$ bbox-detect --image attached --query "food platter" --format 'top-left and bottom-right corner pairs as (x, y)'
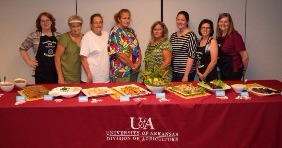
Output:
(19, 85), (49, 101)
(197, 80), (231, 92)
(81, 87), (114, 97)
(248, 87), (280, 96)
(112, 84), (151, 97)
(168, 83), (206, 96)
(49, 87), (82, 98)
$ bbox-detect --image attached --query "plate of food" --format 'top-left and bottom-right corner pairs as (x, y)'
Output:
(112, 84), (151, 97)
(248, 87), (281, 96)
(49, 87), (82, 98)
(168, 83), (206, 96)
(198, 79), (231, 92)
(19, 85), (49, 101)
(81, 87), (114, 97)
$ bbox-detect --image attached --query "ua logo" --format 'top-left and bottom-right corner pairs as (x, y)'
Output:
(130, 117), (155, 130)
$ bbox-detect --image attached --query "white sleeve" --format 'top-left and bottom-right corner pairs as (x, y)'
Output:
(80, 34), (90, 57)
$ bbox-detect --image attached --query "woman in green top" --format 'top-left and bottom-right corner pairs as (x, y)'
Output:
(55, 15), (83, 84)
(144, 21), (172, 81)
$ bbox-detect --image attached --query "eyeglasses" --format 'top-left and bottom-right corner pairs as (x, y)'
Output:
(40, 20), (50, 23)
(201, 27), (210, 30)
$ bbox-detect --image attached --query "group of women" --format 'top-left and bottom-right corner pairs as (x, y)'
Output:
(19, 10), (248, 84)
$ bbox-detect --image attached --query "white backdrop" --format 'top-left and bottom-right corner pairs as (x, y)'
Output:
(0, 0), (281, 84)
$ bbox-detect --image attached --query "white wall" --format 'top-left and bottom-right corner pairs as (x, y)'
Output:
(0, 0), (75, 83)
(0, 0), (281, 84)
(164, 0), (246, 38)
(0, 0), (159, 84)
(246, 0), (282, 80)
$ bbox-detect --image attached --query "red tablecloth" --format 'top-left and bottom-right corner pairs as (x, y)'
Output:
(0, 80), (282, 148)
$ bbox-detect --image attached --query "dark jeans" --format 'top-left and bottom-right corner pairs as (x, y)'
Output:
(172, 71), (196, 82)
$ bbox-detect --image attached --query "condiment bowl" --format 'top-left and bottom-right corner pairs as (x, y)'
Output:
(145, 84), (165, 94)
(14, 78), (27, 89)
(231, 84), (246, 93)
(0, 82), (15, 92)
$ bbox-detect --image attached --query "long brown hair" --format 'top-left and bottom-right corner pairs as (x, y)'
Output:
(216, 13), (235, 38)
(36, 12), (57, 32)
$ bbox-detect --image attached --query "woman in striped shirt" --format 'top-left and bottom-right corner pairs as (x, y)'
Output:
(170, 11), (197, 82)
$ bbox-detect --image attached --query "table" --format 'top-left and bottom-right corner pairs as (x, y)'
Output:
(1, 80), (282, 148)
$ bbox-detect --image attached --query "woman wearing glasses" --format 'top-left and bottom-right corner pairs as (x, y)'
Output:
(216, 13), (249, 80)
(195, 19), (218, 82)
(19, 12), (61, 84)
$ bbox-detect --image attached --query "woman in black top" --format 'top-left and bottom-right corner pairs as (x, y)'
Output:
(195, 19), (218, 81)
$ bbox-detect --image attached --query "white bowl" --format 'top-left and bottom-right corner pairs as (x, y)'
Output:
(14, 78), (27, 89)
(0, 82), (15, 92)
(231, 84), (246, 93)
(60, 91), (80, 98)
(145, 84), (165, 94)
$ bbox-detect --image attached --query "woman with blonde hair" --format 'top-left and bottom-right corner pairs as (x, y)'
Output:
(55, 15), (83, 84)
(216, 13), (249, 80)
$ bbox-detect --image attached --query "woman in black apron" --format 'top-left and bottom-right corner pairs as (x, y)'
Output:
(217, 37), (233, 80)
(19, 12), (61, 84)
(196, 19), (218, 82)
(216, 13), (249, 81)
(35, 33), (58, 84)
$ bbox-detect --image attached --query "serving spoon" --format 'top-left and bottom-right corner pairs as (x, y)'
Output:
(244, 79), (247, 84)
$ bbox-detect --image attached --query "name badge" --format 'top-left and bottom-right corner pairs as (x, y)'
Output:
(156, 93), (165, 99)
(216, 90), (225, 97)
(240, 91), (249, 97)
(44, 95), (53, 101)
(16, 95), (26, 102)
(120, 95), (130, 102)
(78, 96), (88, 102)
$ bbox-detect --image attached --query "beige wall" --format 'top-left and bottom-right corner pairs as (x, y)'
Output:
(0, 0), (281, 84)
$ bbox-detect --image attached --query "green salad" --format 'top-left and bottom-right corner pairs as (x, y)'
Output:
(141, 68), (169, 87)
(199, 79), (227, 89)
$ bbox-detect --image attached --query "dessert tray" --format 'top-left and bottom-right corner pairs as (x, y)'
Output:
(81, 87), (114, 97)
